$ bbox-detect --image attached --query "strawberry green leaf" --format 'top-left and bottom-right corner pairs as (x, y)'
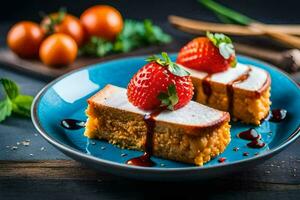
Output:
(168, 63), (190, 77)
(219, 43), (234, 59)
(146, 52), (190, 77)
(157, 84), (178, 110)
(0, 98), (12, 122)
(206, 31), (236, 63)
(0, 78), (19, 100)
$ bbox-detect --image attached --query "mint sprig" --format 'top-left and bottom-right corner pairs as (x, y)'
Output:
(0, 78), (33, 122)
(157, 84), (179, 110)
(146, 52), (190, 77)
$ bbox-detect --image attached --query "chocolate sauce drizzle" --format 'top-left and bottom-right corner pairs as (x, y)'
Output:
(268, 109), (287, 122)
(238, 128), (265, 149)
(126, 108), (164, 167)
(61, 119), (85, 130)
(202, 67), (251, 113)
(227, 67), (252, 113)
(202, 74), (212, 103)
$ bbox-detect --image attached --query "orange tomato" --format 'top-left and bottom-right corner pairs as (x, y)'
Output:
(7, 21), (44, 58)
(39, 33), (78, 67)
(41, 13), (85, 46)
(80, 5), (123, 41)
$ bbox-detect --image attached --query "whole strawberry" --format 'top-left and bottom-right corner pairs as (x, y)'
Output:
(127, 52), (194, 110)
(176, 32), (236, 73)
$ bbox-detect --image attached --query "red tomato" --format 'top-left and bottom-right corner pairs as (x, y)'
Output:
(39, 33), (78, 67)
(41, 13), (85, 46)
(7, 21), (44, 58)
(80, 5), (123, 41)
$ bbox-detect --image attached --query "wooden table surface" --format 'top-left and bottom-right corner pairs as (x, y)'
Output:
(0, 20), (300, 199)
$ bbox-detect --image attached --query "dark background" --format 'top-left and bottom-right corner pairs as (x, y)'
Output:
(1, 0), (300, 24)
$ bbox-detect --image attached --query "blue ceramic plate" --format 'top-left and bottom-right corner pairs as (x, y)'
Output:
(32, 54), (300, 180)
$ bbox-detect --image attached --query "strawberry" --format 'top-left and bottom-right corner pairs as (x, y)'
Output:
(176, 32), (237, 73)
(127, 52), (194, 110)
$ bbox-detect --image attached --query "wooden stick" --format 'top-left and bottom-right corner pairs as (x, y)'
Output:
(250, 23), (300, 48)
(169, 15), (300, 36)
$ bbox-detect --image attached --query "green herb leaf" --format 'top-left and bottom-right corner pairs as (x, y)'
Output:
(0, 98), (12, 122)
(0, 78), (19, 100)
(0, 78), (33, 122)
(13, 95), (33, 111)
(80, 19), (172, 57)
(157, 84), (179, 110)
(199, 0), (254, 25)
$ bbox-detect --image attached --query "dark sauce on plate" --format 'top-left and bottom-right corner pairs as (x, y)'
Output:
(237, 128), (265, 149)
(269, 109), (287, 122)
(61, 119), (85, 130)
(126, 108), (164, 167)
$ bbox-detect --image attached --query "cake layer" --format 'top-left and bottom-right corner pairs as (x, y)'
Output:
(84, 85), (231, 166)
(183, 63), (271, 125)
(182, 63), (270, 96)
(88, 84), (230, 130)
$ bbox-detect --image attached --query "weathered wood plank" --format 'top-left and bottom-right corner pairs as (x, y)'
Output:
(0, 159), (299, 185)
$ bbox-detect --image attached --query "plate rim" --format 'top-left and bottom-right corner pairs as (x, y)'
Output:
(31, 53), (300, 172)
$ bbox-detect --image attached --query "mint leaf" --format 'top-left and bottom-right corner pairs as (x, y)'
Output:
(13, 95), (33, 110)
(0, 98), (12, 122)
(0, 78), (33, 122)
(157, 84), (179, 110)
(0, 78), (19, 100)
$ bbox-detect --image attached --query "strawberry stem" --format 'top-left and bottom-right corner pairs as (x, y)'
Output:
(146, 52), (190, 77)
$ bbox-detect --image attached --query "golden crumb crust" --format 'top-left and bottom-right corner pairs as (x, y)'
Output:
(84, 103), (231, 166)
(192, 77), (271, 125)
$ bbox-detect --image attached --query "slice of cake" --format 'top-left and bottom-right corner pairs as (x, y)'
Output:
(176, 32), (271, 125)
(85, 84), (230, 166)
(183, 63), (271, 125)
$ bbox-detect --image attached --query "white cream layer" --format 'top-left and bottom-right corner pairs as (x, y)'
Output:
(182, 63), (268, 91)
(91, 85), (227, 127)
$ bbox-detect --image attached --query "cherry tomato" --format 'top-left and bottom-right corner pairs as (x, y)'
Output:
(41, 13), (85, 46)
(7, 21), (44, 58)
(80, 5), (123, 41)
(39, 33), (78, 67)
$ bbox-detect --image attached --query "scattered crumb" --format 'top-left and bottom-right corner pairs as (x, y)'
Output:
(121, 153), (127, 157)
(101, 146), (106, 150)
(243, 152), (249, 156)
(22, 140), (30, 146)
(29, 154), (33, 156)
(233, 147), (239, 152)
(40, 147), (45, 151)
(265, 170), (271, 174)
(160, 163), (165, 167)
(34, 134), (38, 137)
(11, 146), (18, 150)
(16, 142), (20, 145)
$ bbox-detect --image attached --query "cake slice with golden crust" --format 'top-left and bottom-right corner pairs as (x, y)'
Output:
(84, 84), (230, 166)
(183, 63), (271, 125)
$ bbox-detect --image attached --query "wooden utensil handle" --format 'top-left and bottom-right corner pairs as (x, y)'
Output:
(250, 23), (300, 49)
(169, 15), (300, 36)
